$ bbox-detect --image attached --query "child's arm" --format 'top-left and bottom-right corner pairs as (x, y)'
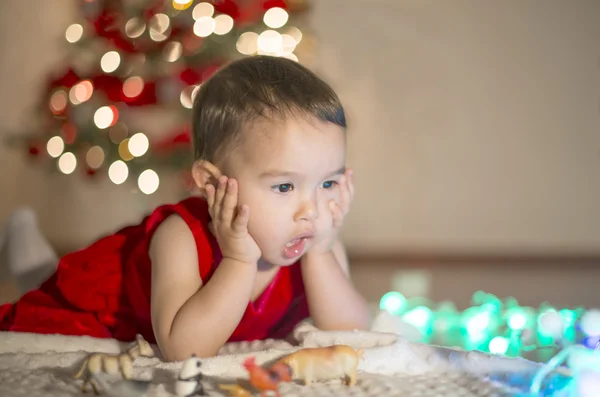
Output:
(149, 214), (257, 361)
(301, 238), (371, 331)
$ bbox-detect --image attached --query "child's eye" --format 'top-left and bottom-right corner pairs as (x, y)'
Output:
(272, 183), (293, 193)
(321, 180), (338, 189)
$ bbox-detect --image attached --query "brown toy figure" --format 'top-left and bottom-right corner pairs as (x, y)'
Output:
(242, 356), (290, 397)
(73, 334), (155, 394)
(218, 383), (253, 397)
(274, 345), (364, 386)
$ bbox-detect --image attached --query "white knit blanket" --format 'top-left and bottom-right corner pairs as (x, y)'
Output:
(0, 312), (570, 397)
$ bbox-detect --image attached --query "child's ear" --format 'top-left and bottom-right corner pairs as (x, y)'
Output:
(192, 160), (222, 197)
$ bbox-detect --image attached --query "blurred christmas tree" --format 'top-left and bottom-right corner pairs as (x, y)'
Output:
(7, 0), (312, 195)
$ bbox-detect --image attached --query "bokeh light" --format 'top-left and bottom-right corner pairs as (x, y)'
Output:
(263, 7), (289, 29)
(193, 16), (215, 37)
(138, 169), (160, 194)
(57, 152), (77, 174)
(214, 14), (234, 35)
(100, 51), (120, 73)
(46, 136), (65, 158)
(193, 2), (214, 19)
(128, 132), (149, 157)
(108, 160), (128, 184)
(65, 24), (83, 43)
(236, 32), (259, 55)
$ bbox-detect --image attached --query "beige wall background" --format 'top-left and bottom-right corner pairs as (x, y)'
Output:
(1, 0), (599, 258)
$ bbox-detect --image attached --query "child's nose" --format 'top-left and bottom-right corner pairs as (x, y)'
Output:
(294, 199), (318, 221)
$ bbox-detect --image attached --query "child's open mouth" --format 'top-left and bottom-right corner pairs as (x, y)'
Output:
(283, 237), (307, 259)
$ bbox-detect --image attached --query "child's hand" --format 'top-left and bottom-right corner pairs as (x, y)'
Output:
(206, 176), (262, 265)
(309, 169), (354, 255)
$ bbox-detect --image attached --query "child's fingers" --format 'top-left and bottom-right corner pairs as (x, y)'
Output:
(205, 185), (215, 217)
(347, 169), (355, 200)
(220, 179), (238, 225)
(213, 176), (227, 220)
(329, 200), (344, 228)
(339, 175), (351, 215)
(232, 204), (250, 232)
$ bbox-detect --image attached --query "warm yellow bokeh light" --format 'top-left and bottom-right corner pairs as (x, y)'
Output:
(125, 17), (146, 38)
(257, 30), (283, 53)
(47, 136), (65, 158)
(58, 152), (77, 174)
(149, 13), (170, 42)
(236, 32), (258, 55)
(193, 2), (214, 19)
(49, 90), (68, 114)
(118, 138), (134, 161)
(172, 0), (193, 11)
(69, 80), (93, 105)
(128, 133), (149, 157)
(101, 51), (121, 73)
(285, 26), (302, 44)
(138, 169), (160, 195)
(163, 41), (183, 62)
(86, 146), (105, 169)
(123, 76), (145, 98)
(193, 16), (215, 37)
(65, 24), (83, 43)
(263, 7), (288, 29)
(180, 86), (196, 109)
(94, 106), (117, 129)
(280, 34), (297, 55)
(108, 160), (128, 184)
(214, 14), (234, 35)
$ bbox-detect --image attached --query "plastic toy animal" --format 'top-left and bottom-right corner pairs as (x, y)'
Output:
(243, 356), (290, 397)
(218, 383), (253, 397)
(274, 345), (364, 386)
(73, 334), (155, 394)
(175, 354), (206, 396)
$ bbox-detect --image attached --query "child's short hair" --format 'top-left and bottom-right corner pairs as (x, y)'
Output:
(191, 55), (346, 162)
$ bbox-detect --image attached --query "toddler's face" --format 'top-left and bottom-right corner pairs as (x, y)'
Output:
(222, 115), (346, 267)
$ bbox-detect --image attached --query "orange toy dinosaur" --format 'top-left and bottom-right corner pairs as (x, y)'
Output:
(242, 357), (290, 397)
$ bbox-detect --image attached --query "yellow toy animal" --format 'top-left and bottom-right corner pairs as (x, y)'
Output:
(218, 383), (253, 397)
(73, 334), (155, 394)
(274, 345), (364, 386)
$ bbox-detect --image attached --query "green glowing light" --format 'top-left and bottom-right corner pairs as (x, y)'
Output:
(465, 310), (491, 336)
(559, 309), (577, 327)
(402, 306), (432, 330)
(379, 291), (407, 315)
(378, 290), (591, 360)
(489, 336), (510, 355)
(508, 311), (528, 330)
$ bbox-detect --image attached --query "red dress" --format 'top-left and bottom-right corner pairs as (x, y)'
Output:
(0, 197), (309, 343)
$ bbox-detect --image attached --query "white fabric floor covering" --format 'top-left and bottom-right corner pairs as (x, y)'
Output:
(0, 312), (571, 397)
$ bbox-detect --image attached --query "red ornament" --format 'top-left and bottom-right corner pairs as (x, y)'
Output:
(28, 144), (41, 158)
(263, 0), (288, 11)
(92, 74), (126, 103)
(153, 125), (191, 155)
(180, 67), (203, 86)
(86, 168), (98, 178)
(212, 0), (241, 20)
(48, 68), (80, 90)
(60, 123), (78, 145)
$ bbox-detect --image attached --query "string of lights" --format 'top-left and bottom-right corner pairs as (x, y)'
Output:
(379, 290), (600, 363)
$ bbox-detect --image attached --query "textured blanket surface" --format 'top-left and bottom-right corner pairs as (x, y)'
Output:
(0, 316), (569, 396)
